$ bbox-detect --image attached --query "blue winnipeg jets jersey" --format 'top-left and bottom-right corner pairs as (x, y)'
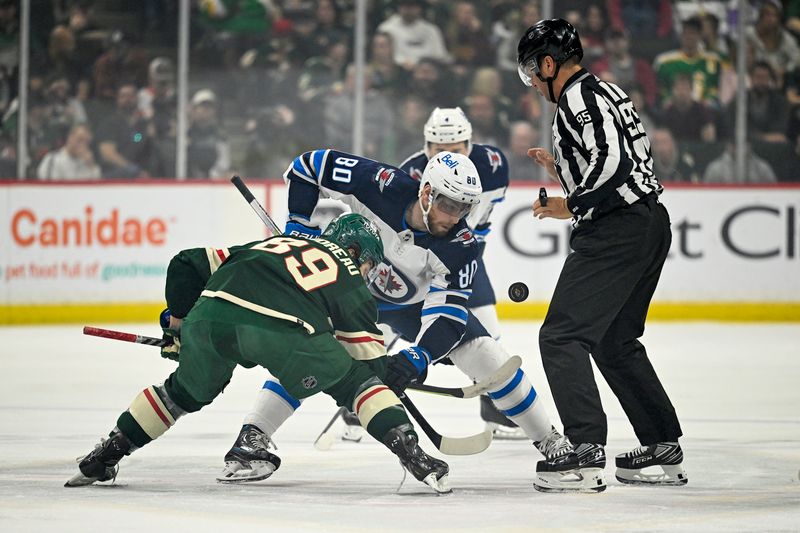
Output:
(399, 143), (509, 242)
(284, 149), (481, 361)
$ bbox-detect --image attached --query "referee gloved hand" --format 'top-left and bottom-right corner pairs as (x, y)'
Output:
(384, 346), (431, 394)
(159, 308), (182, 362)
(285, 220), (320, 239)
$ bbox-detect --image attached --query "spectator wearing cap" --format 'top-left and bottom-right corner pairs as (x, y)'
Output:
(591, 28), (657, 108)
(138, 57), (175, 120)
(36, 123), (100, 180)
(377, 0), (450, 70)
(187, 89), (230, 179)
(138, 57), (178, 176)
(43, 74), (88, 146)
(747, 0), (800, 86)
(654, 16), (723, 107)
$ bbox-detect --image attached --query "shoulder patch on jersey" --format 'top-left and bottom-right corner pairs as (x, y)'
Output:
(374, 167), (396, 193)
(408, 166), (423, 181)
(450, 227), (476, 246)
(370, 262), (416, 303)
(485, 148), (503, 173)
(575, 109), (592, 127)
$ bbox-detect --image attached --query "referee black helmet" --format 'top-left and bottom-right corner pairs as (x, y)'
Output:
(517, 19), (583, 88)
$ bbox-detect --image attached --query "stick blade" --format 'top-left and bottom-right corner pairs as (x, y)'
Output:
(459, 355), (522, 398)
(437, 430), (493, 456)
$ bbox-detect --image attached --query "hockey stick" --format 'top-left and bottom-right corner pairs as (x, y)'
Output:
(83, 327), (521, 402)
(83, 326), (166, 346)
(230, 175), (486, 455)
(230, 175), (282, 236)
(408, 355), (521, 399)
(313, 406), (348, 451)
(398, 393), (492, 455)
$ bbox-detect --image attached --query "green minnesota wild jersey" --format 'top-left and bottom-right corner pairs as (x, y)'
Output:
(653, 50), (723, 104)
(165, 236), (385, 361)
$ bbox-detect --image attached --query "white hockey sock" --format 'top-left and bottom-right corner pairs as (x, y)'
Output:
(487, 369), (551, 442)
(243, 379), (302, 436)
(448, 336), (552, 442)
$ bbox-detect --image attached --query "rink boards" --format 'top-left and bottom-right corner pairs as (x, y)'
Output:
(1, 180), (798, 323)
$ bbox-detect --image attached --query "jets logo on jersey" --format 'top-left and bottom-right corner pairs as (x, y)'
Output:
(408, 166), (423, 182)
(486, 148), (503, 173)
(375, 265), (404, 294)
(451, 228), (476, 246)
(369, 262), (417, 303)
(374, 167), (396, 193)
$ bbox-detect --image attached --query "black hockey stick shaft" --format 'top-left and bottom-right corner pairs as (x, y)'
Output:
(398, 392), (492, 455)
(230, 175), (282, 236)
(398, 393), (441, 448)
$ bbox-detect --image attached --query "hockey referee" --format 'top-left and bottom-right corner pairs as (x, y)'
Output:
(518, 19), (686, 493)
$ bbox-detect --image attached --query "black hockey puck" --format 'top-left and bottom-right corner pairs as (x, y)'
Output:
(508, 282), (529, 302)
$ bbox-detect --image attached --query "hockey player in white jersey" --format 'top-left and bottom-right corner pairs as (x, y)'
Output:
(218, 149), (572, 483)
(399, 107), (524, 439)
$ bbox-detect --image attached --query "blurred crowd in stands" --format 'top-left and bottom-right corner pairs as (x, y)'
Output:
(1, 0), (800, 183)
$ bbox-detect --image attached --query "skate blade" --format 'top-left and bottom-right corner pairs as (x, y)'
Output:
(534, 468), (607, 493)
(216, 461), (277, 484)
(616, 465), (688, 486)
(422, 473), (452, 495)
(64, 472), (99, 487)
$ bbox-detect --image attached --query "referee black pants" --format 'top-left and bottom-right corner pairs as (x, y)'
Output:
(539, 196), (683, 446)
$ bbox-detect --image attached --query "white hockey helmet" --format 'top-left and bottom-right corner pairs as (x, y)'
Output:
(418, 151), (482, 229)
(423, 107), (473, 157)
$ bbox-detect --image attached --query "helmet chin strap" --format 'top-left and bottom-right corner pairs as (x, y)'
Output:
(419, 191), (434, 232)
(536, 62), (562, 104)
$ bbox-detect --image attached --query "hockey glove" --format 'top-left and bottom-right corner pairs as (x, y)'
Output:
(285, 220), (320, 239)
(384, 346), (431, 394)
(159, 308), (181, 362)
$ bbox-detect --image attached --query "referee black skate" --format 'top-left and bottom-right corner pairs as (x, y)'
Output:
(517, 19), (687, 492)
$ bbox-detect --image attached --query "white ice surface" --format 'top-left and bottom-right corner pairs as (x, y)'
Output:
(0, 322), (798, 532)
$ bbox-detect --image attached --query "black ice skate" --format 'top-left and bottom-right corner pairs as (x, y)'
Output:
(64, 431), (133, 487)
(533, 442), (607, 493)
(383, 427), (451, 494)
(534, 426), (573, 460)
(479, 395), (527, 440)
(217, 424), (281, 483)
(615, 442), (687, 485)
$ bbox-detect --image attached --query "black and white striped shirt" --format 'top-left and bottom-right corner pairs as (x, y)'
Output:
(552, 68), (661, 226)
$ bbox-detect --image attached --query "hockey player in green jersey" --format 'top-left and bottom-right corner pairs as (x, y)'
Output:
(65, 214), (451, 493)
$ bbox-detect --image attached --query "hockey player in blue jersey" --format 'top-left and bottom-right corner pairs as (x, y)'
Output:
(398, 107), (524, 439)
(218, 149), (571, 483)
